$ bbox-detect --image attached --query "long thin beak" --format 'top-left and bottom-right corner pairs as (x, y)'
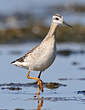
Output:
(63, 21), (72, 28)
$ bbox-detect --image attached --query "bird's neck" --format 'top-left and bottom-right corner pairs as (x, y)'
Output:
(48, 22), (57, 36)
(43, 22), (58, 41)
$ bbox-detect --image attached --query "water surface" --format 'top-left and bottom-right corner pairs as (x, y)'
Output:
(0, 43), (85, 109)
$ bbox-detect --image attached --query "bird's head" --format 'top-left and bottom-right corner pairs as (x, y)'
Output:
(52, 14), (72, 27)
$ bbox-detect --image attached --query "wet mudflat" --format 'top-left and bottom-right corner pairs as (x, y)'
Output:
(0, 43), (85, 110)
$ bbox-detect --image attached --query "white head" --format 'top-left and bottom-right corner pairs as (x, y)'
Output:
(52, 14), (72, 27)
(52, 14), (63, 25)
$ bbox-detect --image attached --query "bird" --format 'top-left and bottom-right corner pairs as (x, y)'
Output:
(11, 13), (71, 94)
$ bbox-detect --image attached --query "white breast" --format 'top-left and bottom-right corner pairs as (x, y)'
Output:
(25, 35), (56, 71)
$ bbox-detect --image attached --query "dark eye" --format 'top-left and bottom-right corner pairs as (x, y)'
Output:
(56, 18), (59, 20)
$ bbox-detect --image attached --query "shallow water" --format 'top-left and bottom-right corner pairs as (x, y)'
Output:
(0, 42), (85, 109)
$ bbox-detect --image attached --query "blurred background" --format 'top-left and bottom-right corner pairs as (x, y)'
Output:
(0, 0), (85, 43)
(0, 0), (85, 110)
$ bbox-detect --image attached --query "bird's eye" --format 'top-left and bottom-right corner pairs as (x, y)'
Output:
(56, 18), (59, 20)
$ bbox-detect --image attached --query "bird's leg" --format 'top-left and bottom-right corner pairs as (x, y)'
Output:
(38, 71), (42, 78)
(27, 71), (43, 93)
(37, 86), (40, 96)
(37, 71), (43, 94)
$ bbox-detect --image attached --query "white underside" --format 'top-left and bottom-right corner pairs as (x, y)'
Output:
(12, 35), (56, 71)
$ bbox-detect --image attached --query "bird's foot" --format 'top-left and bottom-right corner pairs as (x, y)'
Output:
(37, 79), (44, 92)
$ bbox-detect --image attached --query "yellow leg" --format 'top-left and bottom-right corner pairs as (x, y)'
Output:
(27, 71), (44, 92)
(37, 87), (40, 95)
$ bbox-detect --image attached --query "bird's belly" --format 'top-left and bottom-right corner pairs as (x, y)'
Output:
(30, 49), (56, 71)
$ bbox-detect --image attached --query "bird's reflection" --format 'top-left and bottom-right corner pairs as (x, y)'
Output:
(34, 82), (65, 110)
(37, 96), (43, 110)
(35, 87), (43, 110)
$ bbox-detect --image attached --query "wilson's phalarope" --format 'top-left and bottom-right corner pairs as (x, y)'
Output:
(11, 13), (71, 94)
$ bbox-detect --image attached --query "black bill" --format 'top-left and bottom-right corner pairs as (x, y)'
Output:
(63, 21), (72, 28)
